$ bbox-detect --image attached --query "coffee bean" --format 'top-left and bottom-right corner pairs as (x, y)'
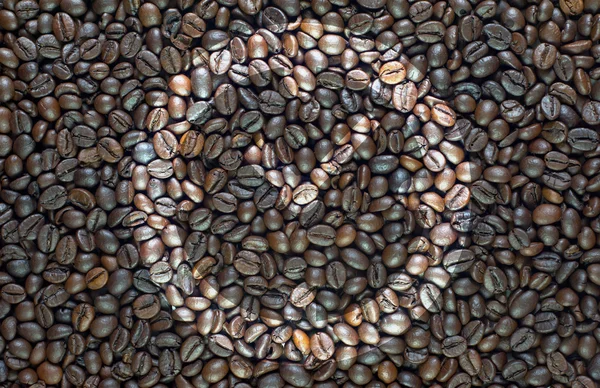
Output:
(393, 82), (418, 113)
(132, 294), (160, 319)
(442, 336), (468, 357)
(431, 104), (457, 127)
(289, 282), (316, 308)
(533, 43), (558, 70)
(568, 127), (600, 151)
(292, 183), (319, 205)
(1, 284), (26, 304)
(307, 225), (336, 246)
(379, 61), (406, 85)
(0, 0), (599, 385)
(419, 283), (442, 313)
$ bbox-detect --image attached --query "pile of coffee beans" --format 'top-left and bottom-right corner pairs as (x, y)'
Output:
(3, 0), (600, 385)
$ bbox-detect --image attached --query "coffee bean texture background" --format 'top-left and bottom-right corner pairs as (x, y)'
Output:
(2, 0), (600, 386)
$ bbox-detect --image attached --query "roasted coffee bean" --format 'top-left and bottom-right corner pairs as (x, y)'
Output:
(568, 128), (600, 151)
(1, 0), (600, 386)
(503, 360), (528, 381)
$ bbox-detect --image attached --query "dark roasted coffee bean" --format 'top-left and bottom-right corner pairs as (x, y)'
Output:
(568, 128), (600, 151)
(0, 0), (599, 385)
